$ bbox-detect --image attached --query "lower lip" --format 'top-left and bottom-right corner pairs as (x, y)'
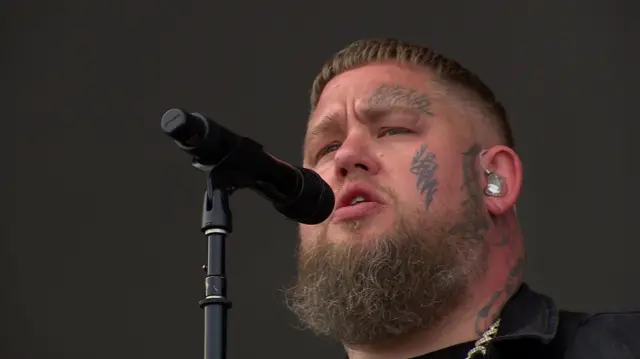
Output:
(332, 202), (382, 222)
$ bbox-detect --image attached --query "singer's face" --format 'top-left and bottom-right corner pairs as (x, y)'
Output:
(300, 63), (483, 247)
(288, 63), (491, 345)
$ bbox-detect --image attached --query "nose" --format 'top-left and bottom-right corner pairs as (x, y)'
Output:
(333, 133), (381, 179)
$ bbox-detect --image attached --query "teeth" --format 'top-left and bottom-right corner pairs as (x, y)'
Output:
(350, 195), (367, 205)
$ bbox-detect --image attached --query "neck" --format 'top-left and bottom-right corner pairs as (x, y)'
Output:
(344, 211), (525, 359)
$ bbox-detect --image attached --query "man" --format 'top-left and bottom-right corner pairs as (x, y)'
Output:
(285, 38), (640, 359)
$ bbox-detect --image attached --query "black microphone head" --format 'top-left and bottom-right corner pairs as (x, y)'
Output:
(275, 168), (335, 225)
(160, 108), (207, 148)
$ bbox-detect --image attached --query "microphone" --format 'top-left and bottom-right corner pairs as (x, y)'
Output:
(160, 108), (335, 225)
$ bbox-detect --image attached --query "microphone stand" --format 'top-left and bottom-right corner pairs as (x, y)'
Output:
(162, 110), (311, 359)
(193, 152), (253, 359)
(162, 112), (301, 359)
(161, 109), (334, 359)
(199, 178), (232, 359)
(191, 138), (260, 359)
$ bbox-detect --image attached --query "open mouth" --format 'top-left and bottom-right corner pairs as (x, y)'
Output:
(333, 186), (383, 222)
(348, 195), (369, 206)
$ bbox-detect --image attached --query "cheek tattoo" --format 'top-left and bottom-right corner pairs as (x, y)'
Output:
(410, 144), (439, 209)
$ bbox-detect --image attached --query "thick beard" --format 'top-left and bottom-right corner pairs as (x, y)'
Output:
(285, 206), (488, 346)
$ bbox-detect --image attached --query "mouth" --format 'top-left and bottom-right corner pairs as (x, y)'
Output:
(333, 185), (385, 222)
(344, 194), (371, 207)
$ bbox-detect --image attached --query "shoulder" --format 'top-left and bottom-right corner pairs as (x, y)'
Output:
(564, 310), (640, 358)
(577, 310), (640, 335)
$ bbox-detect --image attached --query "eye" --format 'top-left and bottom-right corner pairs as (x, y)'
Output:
(379, 127), (413, 137)
(316, 142), (341, 159)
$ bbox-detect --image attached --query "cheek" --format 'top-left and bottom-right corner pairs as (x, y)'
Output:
(399, 147), (465, 210)
(314, 164), (334, 184)
(430, 155), (467, 208)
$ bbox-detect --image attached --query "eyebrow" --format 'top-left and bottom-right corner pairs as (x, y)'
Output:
(303, 104), (424, 151)
(307, 83), (432, 136)
(304, 112), (342, 151)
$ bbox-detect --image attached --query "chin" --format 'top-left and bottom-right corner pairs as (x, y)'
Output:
(328, 216), (395, 244)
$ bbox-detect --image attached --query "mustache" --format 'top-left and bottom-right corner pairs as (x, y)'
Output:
(335, 175), (393, 197)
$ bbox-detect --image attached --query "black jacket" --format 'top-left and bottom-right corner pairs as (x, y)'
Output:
(488, 283), (640, 358)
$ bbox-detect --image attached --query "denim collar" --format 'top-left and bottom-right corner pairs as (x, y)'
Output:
(493, 283), (559, 344)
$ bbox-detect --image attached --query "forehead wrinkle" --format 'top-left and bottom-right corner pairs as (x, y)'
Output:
(304, 77), (435, 147)
(357, 104), (425, 125)
(306, 96), (428, 148)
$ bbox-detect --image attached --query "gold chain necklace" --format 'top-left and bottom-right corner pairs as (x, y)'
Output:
(464, 319), (501, 359)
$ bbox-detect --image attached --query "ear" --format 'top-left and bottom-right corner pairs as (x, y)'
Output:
(479, 145), (523, 215)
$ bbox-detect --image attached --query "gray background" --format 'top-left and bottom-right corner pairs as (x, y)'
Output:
(3, 1), (639, 358)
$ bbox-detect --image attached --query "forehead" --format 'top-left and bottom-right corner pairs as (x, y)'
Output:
(310, 63), (436, 122)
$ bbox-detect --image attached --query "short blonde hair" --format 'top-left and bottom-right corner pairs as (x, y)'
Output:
(309, 38), (514, 148)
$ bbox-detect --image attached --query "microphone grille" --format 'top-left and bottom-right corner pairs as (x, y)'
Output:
(276, 168), (334, 225)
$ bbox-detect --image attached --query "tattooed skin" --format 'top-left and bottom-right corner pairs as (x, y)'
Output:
(460, 144), (491, 232)
(447, 143), (491, 243)
(439, 142), (519, 335)
(472, 172), (525, 335)
(410, 145), (439, 209)
(474, 240), (525, 334)
(367, 84), (433, 116)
